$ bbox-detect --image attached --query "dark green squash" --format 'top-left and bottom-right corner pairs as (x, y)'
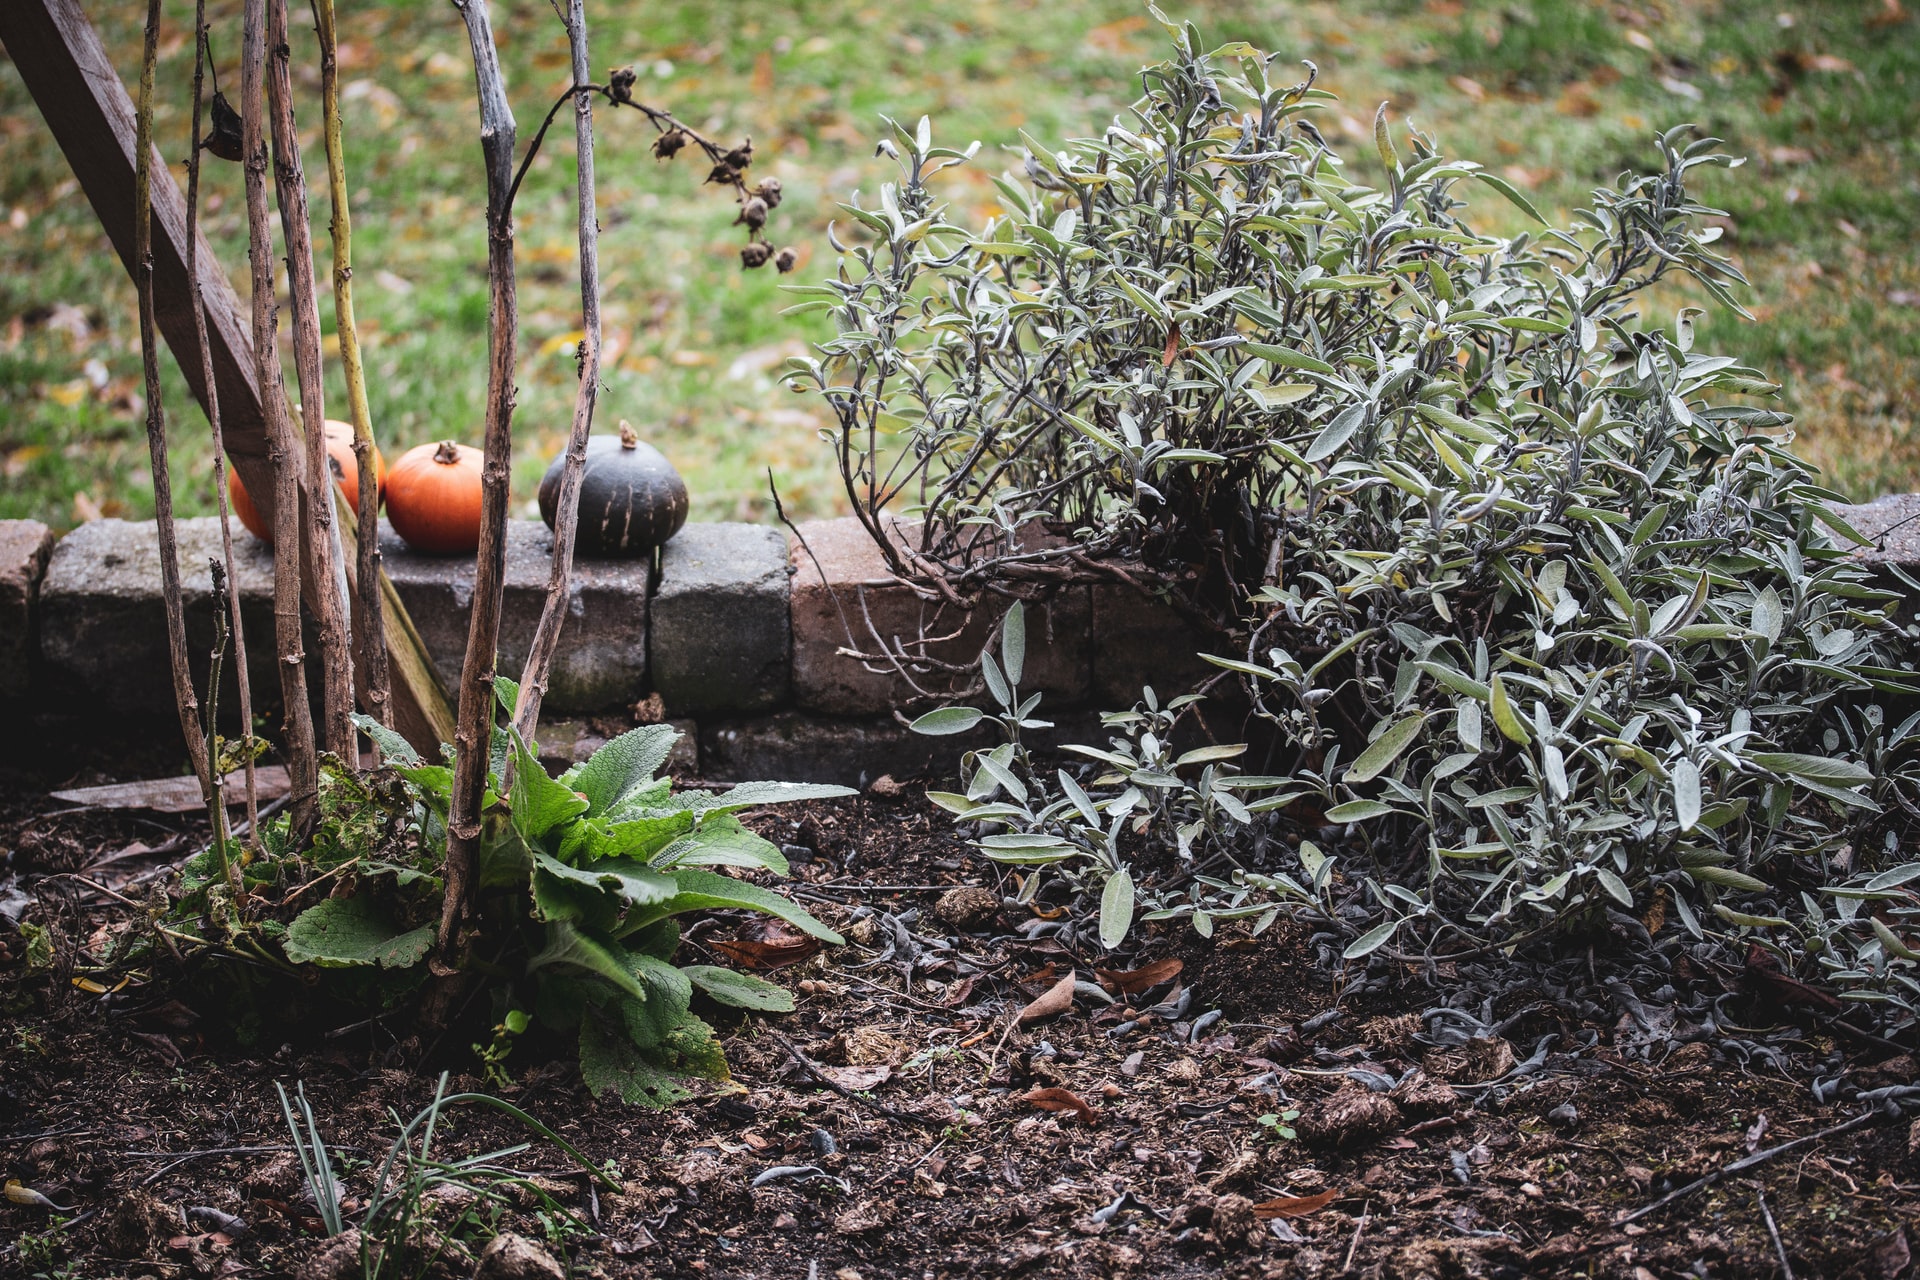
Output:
(538, 422), (689, 557)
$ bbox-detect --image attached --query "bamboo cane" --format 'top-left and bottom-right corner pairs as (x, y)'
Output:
(311, 0), (390, 741)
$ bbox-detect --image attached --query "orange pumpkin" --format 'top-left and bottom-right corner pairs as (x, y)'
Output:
(385, 440), (485, 554)
(229, 418), (385, 541)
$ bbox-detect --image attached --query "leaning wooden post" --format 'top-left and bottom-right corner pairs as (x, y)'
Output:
(0, 0), (455, 759)
(443, 0), (520, 960)
(512, 0), (602, 746)
(312, 0), (391, 738)
(242, 0), (319, 829)
(134, 0), (215, 809)
(265, 0), (356, 760)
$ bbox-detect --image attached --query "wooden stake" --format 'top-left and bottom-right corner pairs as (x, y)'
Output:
(242, 0), (317, 830)
(311, 0), (390, 741)
(512, 0), (602, 746)
(0, 0), (455, 758)
(443, 0), (519, 960)
(186, 12), (260, 843)
(265, 0), (355, 761)
(133, 0), (214, 810)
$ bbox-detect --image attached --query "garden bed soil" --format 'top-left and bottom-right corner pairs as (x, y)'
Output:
(1, 761), (1916, 1280)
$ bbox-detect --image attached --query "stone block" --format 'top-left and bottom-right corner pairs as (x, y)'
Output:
(699, 707), (1106, 786)
(700, 712), (968, 787)
(788, 516), (1090, 716)
(1091, 581), (1217, 708)
(0, 520), (53, 702)
(379, 518), (650, 715)
(652, 522), (789, 715)
(37, 517), (310, 719)
(536, 716), (698, 778)
(1834, 493), (1920, 567)
(1832, 494), (1920, 619)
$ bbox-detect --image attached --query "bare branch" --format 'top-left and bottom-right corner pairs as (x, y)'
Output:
(265, 0), (356, 759)
(512, 0), (601, 745)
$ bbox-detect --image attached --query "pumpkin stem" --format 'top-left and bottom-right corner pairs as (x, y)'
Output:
(618, 419), (638, 450)
(434, 440), (462, 465)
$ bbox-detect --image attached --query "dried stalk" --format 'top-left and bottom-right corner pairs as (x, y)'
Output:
(186, 14), (260, 843)
(311, 0), (390, 740)
(265, 0), (355, 759)
(443, 0), (519, 961)
(511, 0), (601, 746)
(203, 559), (242, 898)
(135, 0), (214, 806)
(241, 0), (317, 831)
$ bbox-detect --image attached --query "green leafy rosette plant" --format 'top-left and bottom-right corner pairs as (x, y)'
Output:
(808, 10), (1920, 1014)
(173, 678), (851, 1106)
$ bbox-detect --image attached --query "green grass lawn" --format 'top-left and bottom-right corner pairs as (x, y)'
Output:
(1, 0), (1915, 533)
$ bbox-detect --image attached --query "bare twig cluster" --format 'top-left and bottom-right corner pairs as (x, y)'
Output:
(513, 65), (796, 271)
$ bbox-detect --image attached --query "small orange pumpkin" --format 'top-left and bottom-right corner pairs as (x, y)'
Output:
(385, 440), (485, 554)
(229, 418), (385, 541)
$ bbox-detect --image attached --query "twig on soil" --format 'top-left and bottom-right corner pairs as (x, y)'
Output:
(765, 1029), (942, 1130)
(1618, 1108), (1880, 1225)
(1341, 1199), (1370, 1272)
(1756, 1186), (1795, 1280)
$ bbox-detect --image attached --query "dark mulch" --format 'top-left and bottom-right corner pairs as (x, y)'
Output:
(1, 762), (1916, 1279)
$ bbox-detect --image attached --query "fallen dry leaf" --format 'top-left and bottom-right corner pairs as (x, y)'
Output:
(1018, 971), (1076, 1023)
(816, 1064), (891, 1092)
(1095, 957), (1183, 996)
(710, 930), (822, 970)
(1251, 1188), (1341, 1219)
(1019, 1086), (1100, 1124)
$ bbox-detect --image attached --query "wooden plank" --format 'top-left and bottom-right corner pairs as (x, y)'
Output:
(53, 765), (292, 813)
(0, 0), (455, 752)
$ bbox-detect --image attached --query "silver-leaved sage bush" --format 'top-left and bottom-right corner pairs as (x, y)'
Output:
(793, 9), (1920, 1018)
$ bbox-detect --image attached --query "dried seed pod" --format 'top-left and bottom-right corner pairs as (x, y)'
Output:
(705, 161), (739, 185)
(652, 128), (688, 160)
(753, 177), (784, 209)
(203, 91), (244, 162)
(723, 138), (754, 171)
(736, 196), (769, 231)
(608, 65), (637, 106)
(740, 241), (772, 269)
(774, 246), (799, 274)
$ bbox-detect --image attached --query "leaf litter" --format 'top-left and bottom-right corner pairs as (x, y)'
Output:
(0, 781), (1916, 1276)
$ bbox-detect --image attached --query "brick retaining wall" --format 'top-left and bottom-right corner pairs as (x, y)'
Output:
(0, 514), (1199, 783)
(11, 499), (1909, 782)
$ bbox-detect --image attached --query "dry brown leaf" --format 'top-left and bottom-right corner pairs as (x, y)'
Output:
(1095, 957), (1183, 996)
(709, 936), (822, 970)
(1019, 1086), (1100, 1124)
(1018, 971), (1076, 1023)
(816, 1064), (891, 1091)
(1251, 1188), (1341, 1219)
